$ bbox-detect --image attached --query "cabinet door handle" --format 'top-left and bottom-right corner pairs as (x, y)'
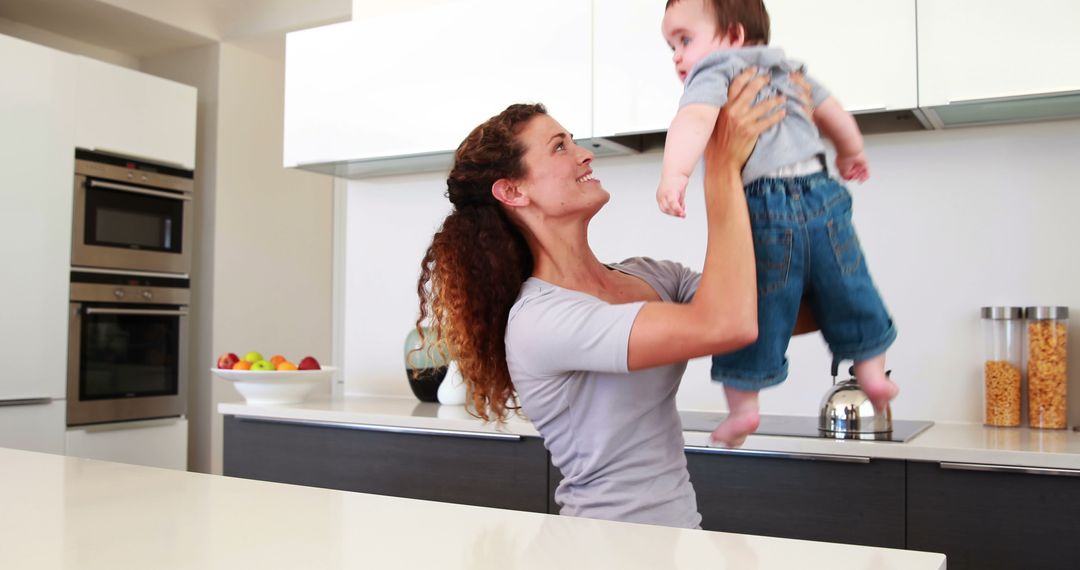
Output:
(940, 461), (1080, 478)
(0, 397), (53, 407)
(238, 417), (523, 441)
(684, 445), (870, 464)
(947, 87), (1080, 105)
(89, 179), (191, 201)
(85, 308), (188, 317)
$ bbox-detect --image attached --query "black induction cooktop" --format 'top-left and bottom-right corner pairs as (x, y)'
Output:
(679, 411), (934, 443)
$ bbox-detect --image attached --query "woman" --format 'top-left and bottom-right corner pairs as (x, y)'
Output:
(416, 69), (792, 528)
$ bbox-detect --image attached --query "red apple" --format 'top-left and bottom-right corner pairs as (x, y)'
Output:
(217, 352), (239, 370)
(298, 356), (321, 370)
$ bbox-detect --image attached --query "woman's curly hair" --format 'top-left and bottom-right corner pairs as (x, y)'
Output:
(415, 103), (546, 422)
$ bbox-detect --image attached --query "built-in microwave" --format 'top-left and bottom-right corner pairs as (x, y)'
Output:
(72, 149), (194, 276)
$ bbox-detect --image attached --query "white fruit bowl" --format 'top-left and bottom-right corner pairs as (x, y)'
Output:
(211, 366), (336, 405)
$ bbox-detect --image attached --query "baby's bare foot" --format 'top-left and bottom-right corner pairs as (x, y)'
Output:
(859, 374), (899, 412)
(710, 411), (761, 448)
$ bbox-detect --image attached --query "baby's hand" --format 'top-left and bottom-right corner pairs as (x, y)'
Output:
(837, 152), (870, 183)
(657, 174), (690, 218)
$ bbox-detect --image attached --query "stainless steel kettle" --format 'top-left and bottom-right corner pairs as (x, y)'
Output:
(819, 361), (893, 439)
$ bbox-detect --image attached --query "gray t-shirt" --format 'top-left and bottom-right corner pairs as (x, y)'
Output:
(679, 46), (831, 184)
(505, 257), (702, 529)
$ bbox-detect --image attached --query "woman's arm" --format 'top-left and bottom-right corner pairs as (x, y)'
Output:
(628, 68), (785, 370)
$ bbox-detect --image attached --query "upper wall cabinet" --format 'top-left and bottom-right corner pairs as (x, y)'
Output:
(592, 0), (918, 138)
(592, 0), (682, 137)
(74, 57), (197, 169)
(918, 0), (1080, 104)
(766, 0), (917, 113)
(917, 0), (1080, 126)
(284, 0), (592, 174)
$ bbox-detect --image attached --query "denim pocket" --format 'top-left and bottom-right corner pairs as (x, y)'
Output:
(827, 216), (863, 275)
(754, 228), (792, 295)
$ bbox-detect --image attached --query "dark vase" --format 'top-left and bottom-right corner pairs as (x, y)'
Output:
(404, 327), (448, 403)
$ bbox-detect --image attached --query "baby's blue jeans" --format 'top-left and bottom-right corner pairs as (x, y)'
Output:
(711, 171), (896, 391)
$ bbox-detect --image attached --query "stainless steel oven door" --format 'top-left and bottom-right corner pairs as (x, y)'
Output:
(72, 156), (194, 276)
(67, 299), (189, 426)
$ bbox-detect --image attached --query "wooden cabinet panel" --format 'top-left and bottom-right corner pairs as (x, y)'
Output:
(686, 448), (906, 548)
(907, 460), (1080, 570)
(224, 416), (551, 513)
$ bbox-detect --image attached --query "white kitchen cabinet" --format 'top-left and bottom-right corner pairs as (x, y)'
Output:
(66, 417), (188, 470)
(0, 33), (73, 407)
(284, 0), (592, 170)
(918, 0), (1080, 108)
(767, 0), (917, 113)
(0, 401), (66, 455)
(592, 0), (684, 136)
(592, 0), (918, 138)
(73, 56), (197, 169)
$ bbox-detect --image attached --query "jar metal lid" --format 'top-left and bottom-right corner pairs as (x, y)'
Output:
(981, 307), (1024, 320)
(1024, 306), (1069, 320)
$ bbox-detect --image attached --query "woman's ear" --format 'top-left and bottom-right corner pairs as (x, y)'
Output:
(492, 179), (529, 207)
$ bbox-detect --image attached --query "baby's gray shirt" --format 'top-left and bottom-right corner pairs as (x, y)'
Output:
(679, 46), (832, 184)
(505, 257), (703, 529)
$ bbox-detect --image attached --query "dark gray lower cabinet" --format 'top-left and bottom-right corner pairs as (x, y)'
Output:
(907, 460), (1080, 570)
(223, 415), (551, 513)
(224, 415), (1078, 564)
(685, 448), (906, 549)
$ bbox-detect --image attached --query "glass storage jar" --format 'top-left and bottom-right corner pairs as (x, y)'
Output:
(1025, 306), (1069, 429)
(981, 307), (1024, 427)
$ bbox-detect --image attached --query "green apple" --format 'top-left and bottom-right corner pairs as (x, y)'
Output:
(243, 351), (264, 363)
(250, 360), (275, 371)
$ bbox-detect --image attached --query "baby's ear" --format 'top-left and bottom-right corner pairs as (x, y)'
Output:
(728, 24), (747, 47)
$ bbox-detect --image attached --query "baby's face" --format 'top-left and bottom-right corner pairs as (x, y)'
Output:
(662, 0), (738, 83)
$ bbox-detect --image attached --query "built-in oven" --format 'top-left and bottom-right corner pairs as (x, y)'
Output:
(72, 149), (194, 276)
(67, 270), (189, 426)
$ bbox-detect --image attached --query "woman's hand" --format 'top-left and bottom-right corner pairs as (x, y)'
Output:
(789, 72), (814, 116)
(703, 67), (787, 171)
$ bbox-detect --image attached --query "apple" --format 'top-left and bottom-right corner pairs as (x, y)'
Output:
(217, 352), (239, 370)
(250, 360), (276, 371)
(243, 351), (264, 363)
(298, 356), (321, 370)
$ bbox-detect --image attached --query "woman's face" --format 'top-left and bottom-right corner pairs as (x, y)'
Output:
(514, 114), (608, 220)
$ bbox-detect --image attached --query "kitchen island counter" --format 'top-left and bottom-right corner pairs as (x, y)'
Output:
(220, 396), (1080, 470)
(0, 447), (945, 569)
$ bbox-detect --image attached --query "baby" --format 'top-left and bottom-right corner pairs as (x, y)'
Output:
(658, 0), (898, 447)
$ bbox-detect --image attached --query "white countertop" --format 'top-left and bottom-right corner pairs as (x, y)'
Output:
(220, 396), (1080, 470)
(0, 447), (945, 570)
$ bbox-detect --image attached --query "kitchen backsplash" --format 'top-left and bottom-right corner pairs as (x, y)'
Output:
(342, 118), (1080, 426)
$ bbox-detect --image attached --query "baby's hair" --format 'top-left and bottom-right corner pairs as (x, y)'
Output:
(666, 0), (771, 46)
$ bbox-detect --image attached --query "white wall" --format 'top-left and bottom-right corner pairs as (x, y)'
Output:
(144, 40), (335, 474)
(207, 40), (334, 474)
(141, 44), (220, 474)
(343, 118), (1080, 426)
(0, 16), (138, 68)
